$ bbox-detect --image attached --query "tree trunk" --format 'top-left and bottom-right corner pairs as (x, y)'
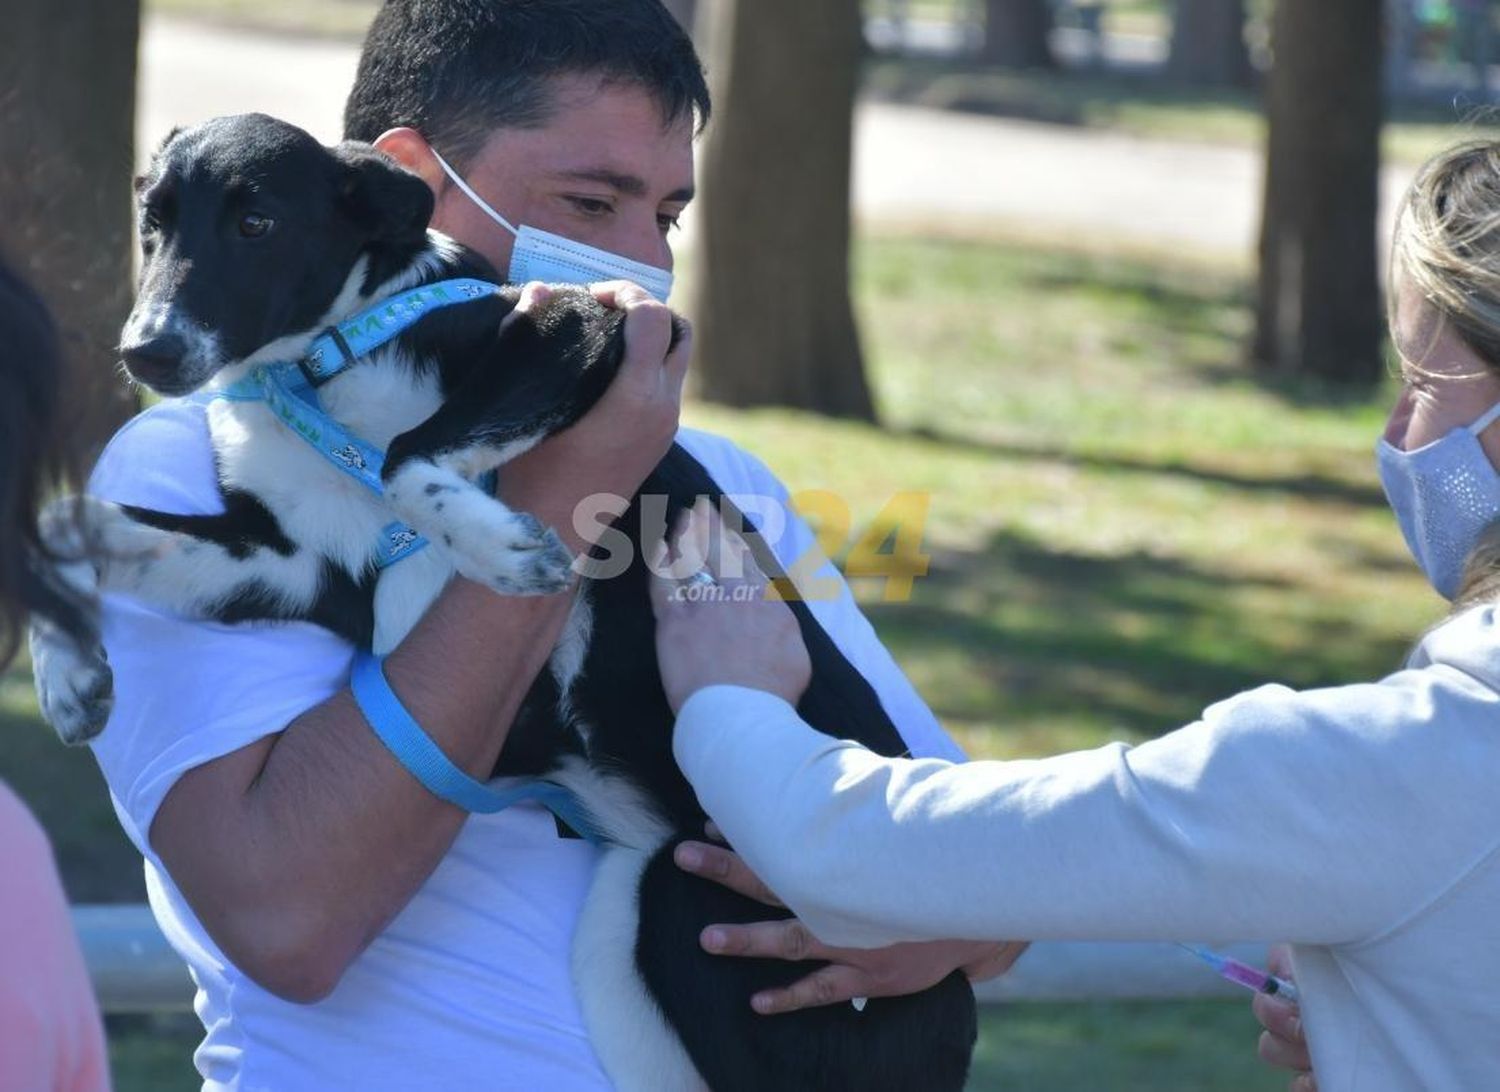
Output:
(690, 0), (877, 422)
(980, 0), (1057, 69)
(1167, 0), (1253, 86)
(661, 0), (698, 36)
(0, 0), (140, 469)
(1253, 0), (1384, 385)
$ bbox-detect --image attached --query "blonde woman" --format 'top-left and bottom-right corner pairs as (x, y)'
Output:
(649, 143), (1500, 1091)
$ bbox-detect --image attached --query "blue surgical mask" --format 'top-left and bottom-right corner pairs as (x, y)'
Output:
(1376, 400), (1500, 599)
(431, 149), (675, 303)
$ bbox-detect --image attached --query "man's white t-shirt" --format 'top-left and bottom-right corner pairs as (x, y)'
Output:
(88, 400), (963, 1092)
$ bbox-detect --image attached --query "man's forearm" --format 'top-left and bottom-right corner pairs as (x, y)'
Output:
(152, 575), (578, 1000)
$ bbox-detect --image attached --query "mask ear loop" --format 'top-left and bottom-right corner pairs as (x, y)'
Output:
(430, 148), (522, 239)
(1469, 400), (1500, 437)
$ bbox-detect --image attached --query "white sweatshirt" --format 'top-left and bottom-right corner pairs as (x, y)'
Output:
(673, 605), (1500, 1091)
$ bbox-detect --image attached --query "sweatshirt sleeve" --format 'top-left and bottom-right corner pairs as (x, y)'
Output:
(673, 667), (1500, 951)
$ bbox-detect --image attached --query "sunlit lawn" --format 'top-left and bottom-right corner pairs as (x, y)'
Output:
(688, 233), (1430, 762)
(864, 56), (1500, 166)
(2, 230), (1422, 1089)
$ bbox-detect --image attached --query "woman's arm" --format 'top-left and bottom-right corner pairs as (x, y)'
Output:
(656, 517), (1500, 952)
(673, 677), (1490, 950)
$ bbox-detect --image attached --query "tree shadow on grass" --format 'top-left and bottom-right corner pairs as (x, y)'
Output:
(903, 425), (1386, 508)
(864, 55), (1489, 140)
(1017, 264), (1247, 343)
(998, 247), (1395, 415)
(862, 59), (1256, 132)
(1191, 356), (1396, 412)
(863, 530), (1413, 750)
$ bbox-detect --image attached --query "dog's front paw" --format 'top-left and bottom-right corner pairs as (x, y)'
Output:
(41, 495), (165, 585)
(38, 496), (97, 559)
(29, 620), (114, 744)
(453, 511), (575, 596)
(385, 463), (576, 596)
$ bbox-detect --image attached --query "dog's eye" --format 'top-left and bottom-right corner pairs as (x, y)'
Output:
(239, 213), (274, 239)
(140, 207), (161, 234)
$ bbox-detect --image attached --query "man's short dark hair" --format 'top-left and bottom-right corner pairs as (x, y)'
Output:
(344, 0), (711, 168)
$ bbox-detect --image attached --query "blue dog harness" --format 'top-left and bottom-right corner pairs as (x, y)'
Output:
(213, 279), (505, 570)
(299, 278), (504, 385)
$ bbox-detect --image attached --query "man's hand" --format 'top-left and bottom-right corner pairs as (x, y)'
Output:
(1253, 945), (1316, 1091)
(675, 837), (1027, 1015)
(502, 280), (690, 553)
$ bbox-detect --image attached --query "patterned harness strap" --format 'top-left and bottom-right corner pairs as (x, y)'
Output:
(208, 278), (505, 570)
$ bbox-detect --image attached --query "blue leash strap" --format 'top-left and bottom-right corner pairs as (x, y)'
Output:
(351, 650), (604, 842)
(301, 277), (503, 385)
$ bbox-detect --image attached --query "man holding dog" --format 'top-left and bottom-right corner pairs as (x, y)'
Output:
(84, 1), (1005, 1085)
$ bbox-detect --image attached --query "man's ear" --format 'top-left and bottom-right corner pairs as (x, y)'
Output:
(333, 142), (436, 246)
(371, 127), (445, 194)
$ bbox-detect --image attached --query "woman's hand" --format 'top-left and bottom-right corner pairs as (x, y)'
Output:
(647, 502), (811, 714)
(675, 835), (1028, 1015)
(1252, 945), (1316, 1091)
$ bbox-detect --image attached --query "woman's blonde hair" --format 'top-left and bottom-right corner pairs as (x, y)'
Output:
(1395, 141), (1500, 607)
(1395, 140), (1500, 374)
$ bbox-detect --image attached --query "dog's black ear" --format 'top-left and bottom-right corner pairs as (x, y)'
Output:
(135, 126), (184, 195)
(153, 125), (184, 160)
(333, 142), (435, 246)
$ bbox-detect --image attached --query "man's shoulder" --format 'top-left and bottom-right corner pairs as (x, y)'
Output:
(675, 427), (786, 499)
(91, 399), (221, 515)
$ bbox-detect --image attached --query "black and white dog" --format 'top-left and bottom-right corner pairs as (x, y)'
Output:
(33, 114), (976, 1092)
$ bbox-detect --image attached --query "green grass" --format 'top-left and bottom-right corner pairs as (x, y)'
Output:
(3, 229), (1413, 1087)
(108, 1017), (200, 1092)
(973, 1001), (1279, 1089)
(105, 1003), (1280, 1092)
(686, 233), (1429, 759)
(864, 56), (1500, 166)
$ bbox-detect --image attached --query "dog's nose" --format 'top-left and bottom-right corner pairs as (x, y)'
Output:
(120, 334), (188, 388)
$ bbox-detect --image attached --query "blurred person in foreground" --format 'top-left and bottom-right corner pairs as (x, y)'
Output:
(0, 255), (110, 1091)
(656, 143), (1500, 1092)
